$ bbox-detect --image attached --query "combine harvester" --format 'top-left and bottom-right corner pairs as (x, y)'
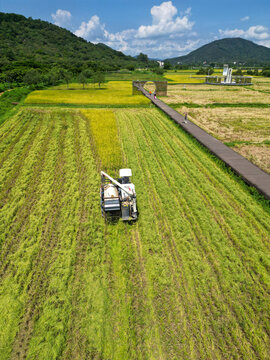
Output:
(100, 169), (138, 221)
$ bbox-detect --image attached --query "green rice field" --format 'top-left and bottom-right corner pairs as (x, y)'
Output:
(0, 82), (270, 359)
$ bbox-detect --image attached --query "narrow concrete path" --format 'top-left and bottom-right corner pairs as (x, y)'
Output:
(140, 86), (270, 201)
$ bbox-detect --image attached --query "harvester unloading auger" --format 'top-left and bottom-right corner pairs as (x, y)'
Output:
(100, 169), (138, 221)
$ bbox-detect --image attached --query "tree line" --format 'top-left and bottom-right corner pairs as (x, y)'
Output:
(0, 67), (107, 91)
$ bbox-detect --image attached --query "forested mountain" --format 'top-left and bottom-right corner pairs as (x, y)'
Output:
(166, 38), (270, 66)
(0, 12), (146, 74)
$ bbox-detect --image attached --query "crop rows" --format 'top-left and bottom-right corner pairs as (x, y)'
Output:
(115, 109), (270, 359)
(0, 107), (269, 359)
(81, 109), (122, 173)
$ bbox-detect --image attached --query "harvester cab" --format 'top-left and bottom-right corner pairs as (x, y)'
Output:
(100, 169), (138, 221)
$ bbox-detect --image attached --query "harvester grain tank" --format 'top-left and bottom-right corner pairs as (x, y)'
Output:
(100, 169), (138, 221)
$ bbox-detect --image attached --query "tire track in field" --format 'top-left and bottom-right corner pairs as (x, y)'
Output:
(0, 114), (57, 276)
(10, 118), (67, 360)
(137, 112), (265, 358)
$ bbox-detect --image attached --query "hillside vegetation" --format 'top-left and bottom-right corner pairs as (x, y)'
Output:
(166, 38), (270, 66)
(0, 13), (138, 69)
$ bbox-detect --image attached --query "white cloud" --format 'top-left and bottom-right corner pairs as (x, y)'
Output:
(246, 25), (269, 40)
(219, 25), (270, 42)
(241, 16), (250, 22)
(136, 1), (194, 39)
(51, 9), (71, 27)
(219, 28), (245, 37)
(73, 1), (195, 58)
(257, 40), (270, 48)
(74, 15), (105, 41)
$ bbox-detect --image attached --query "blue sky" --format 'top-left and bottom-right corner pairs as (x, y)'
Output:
(1, 1), (270, 58)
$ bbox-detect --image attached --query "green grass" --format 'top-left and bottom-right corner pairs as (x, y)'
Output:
(224, 140), (270, 147)
(0, 107), (269, 359)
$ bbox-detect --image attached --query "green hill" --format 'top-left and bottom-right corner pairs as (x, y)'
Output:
(166, 38), (270, 66)
(0, 12), (140, 72)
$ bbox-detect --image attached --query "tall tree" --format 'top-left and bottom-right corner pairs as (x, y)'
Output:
(78, 72), (88, 89)
(92, 72), (105, 88)
(61, 70), (73, 89)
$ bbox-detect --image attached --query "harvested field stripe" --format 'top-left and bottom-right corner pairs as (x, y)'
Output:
(0, 111), (32, 157)
(0, 113), (44, 202)
(138, 117), (264, 358)
(9, 113), (68, 360)
(118, 111), (204, 359)
(0, 112), (64, 359)
(125, 111), (229, 359)
(0, 109), (26, 141)
(0, 113), (57, 269)
(136, 110), (270, 351)
(60, 111), (103, 359)
(116, 108), (270, 359)
(0, 112), (38, 189)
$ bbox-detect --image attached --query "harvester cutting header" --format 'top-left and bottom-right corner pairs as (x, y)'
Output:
(100, 169), (138, 221)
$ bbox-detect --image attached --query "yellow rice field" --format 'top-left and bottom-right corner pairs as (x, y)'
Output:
(81, 109), (122, 172)
(164, 71), (205, 84)
(25, 81), (150, 105)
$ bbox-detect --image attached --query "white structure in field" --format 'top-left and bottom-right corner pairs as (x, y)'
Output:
(205, 64), (252, 86)
(157, 60), (164, 67)
(222, 64), (233, 84)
